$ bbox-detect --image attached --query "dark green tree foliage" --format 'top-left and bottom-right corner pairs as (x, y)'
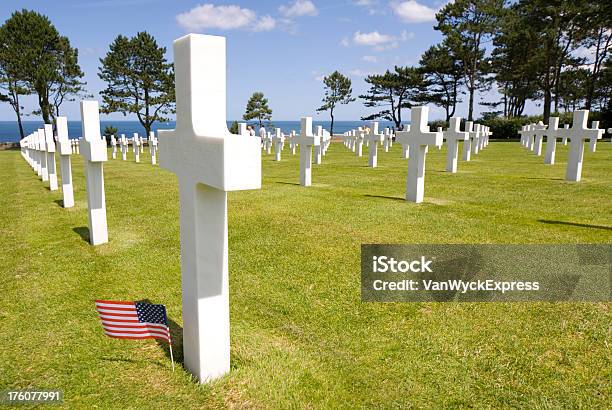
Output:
(593, 57), (612, 111)
(243, 92), (272, 128)
(316, 71), (354, 135)
(418, 42), (463, 121)
(435, 0), (503, 121)
(0, 31), (30, 139)
(557, 68), (590, 111)
(513, 0), (584, 122)
(229, 120), (239, 134)
(51, 37), (88, 118)
(102, 125), (117, 145)
(360, 66), (425, 129)
(99, 32), (175, 136)
(489, 4), (540, 118)
(580, 1), (611, 109)
(103, 125), (117, 137)
(0, 9), (84, 130)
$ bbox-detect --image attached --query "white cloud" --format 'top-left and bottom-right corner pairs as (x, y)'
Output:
(315, 75), (326, 82)
(254, 15), (276, 31)
(340, 36), (350, 47)
(391, 0), (438, 23)
(362, 55), (378, 63)
(352, 30), (411, 50)
(176, 4), (275, 32)
(353, 31), (394, 47)
(279, 0), (318, 18)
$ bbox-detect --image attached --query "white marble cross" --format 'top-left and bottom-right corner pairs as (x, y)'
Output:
(543, 117), (560, 165)
(383, 128), (391, 152)
(588, 121), (603, 152)
(38, 129), (49, 182)
(564, 110), (603, 182)
(531, 122), (547, 156)
(364, 121), (384, 167)
(519, 125), (526, 147)
(120, 134), (128, 160)
(399, 126), (410, 159)
(33, 132), (41, 176)
(56, 116), (74, 208)
(396, 107), (442, 202)
(158, 34), (261, 382)
(80, 100), (109, 245)
(314, 125), (323, 164)
(133, 133), (140, 162)
(470, 124), (481, 155)
(294, 117), (320, 186)
(289, 130), (297, 155)
(44, 124), (58, 191)
(111, 135), (117, 159)
(273, 128), (284, 161)
(355, 127), (364, 157)
(443, 117), (469, 173)
(149, 131), (158, 165)
(238, 122), (248, 136)
(462, 121), (474, 161)
(478, 126), (486, 150)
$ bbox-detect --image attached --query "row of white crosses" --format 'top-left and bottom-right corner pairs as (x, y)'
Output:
(109, 132), (159, 165)
(518, 110), (605, 181)
(20, 120), (75, 207)
(339, 111), (492, 202)
(17, 104), (108, 245)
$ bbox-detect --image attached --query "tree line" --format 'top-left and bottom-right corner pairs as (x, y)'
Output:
(317, 0), (610, 131)
(1, 2), (610, 139)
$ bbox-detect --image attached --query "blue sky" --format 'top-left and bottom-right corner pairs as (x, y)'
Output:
(0, 0), (539, 123)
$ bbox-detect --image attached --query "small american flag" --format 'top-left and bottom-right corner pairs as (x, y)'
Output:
(95, 300), (171, 343)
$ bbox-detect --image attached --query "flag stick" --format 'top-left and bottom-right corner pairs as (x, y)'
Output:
(169, 342), (175, 372)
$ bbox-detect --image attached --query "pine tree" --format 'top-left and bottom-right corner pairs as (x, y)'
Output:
(243, 92), (272, 128)
(99, 32), (175, 137)
(316, 71), (354, 135)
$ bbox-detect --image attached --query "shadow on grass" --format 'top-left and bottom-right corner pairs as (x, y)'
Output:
(538, 220), (612, 231)
(54, 199), (64, 208)
(364, 194), (406, 202)
(523, 177), (565, 181)
(73, 226), (90, 243)
(275, 181), (300, 186)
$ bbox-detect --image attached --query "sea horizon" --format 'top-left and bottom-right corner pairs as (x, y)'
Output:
(0, 120), (405, 142)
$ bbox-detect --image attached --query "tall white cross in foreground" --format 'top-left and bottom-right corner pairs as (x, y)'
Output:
(158, 34), (261, 382)
(56, 117), (75, 208)
(396, 107), (442, 203)
(80, 100), (109, 245)
(443, 117), (469, 173)
(564, 110), (603, 182)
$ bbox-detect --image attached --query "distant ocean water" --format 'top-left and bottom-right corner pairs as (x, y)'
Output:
(0, 120), (402, 142)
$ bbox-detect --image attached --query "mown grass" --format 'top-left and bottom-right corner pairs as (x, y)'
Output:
(0, 139), (610, 408)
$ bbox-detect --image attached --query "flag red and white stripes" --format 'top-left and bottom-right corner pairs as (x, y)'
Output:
(95, 300), (171, 343)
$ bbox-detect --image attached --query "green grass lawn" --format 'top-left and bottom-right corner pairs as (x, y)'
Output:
(1, 140), (610, 408)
